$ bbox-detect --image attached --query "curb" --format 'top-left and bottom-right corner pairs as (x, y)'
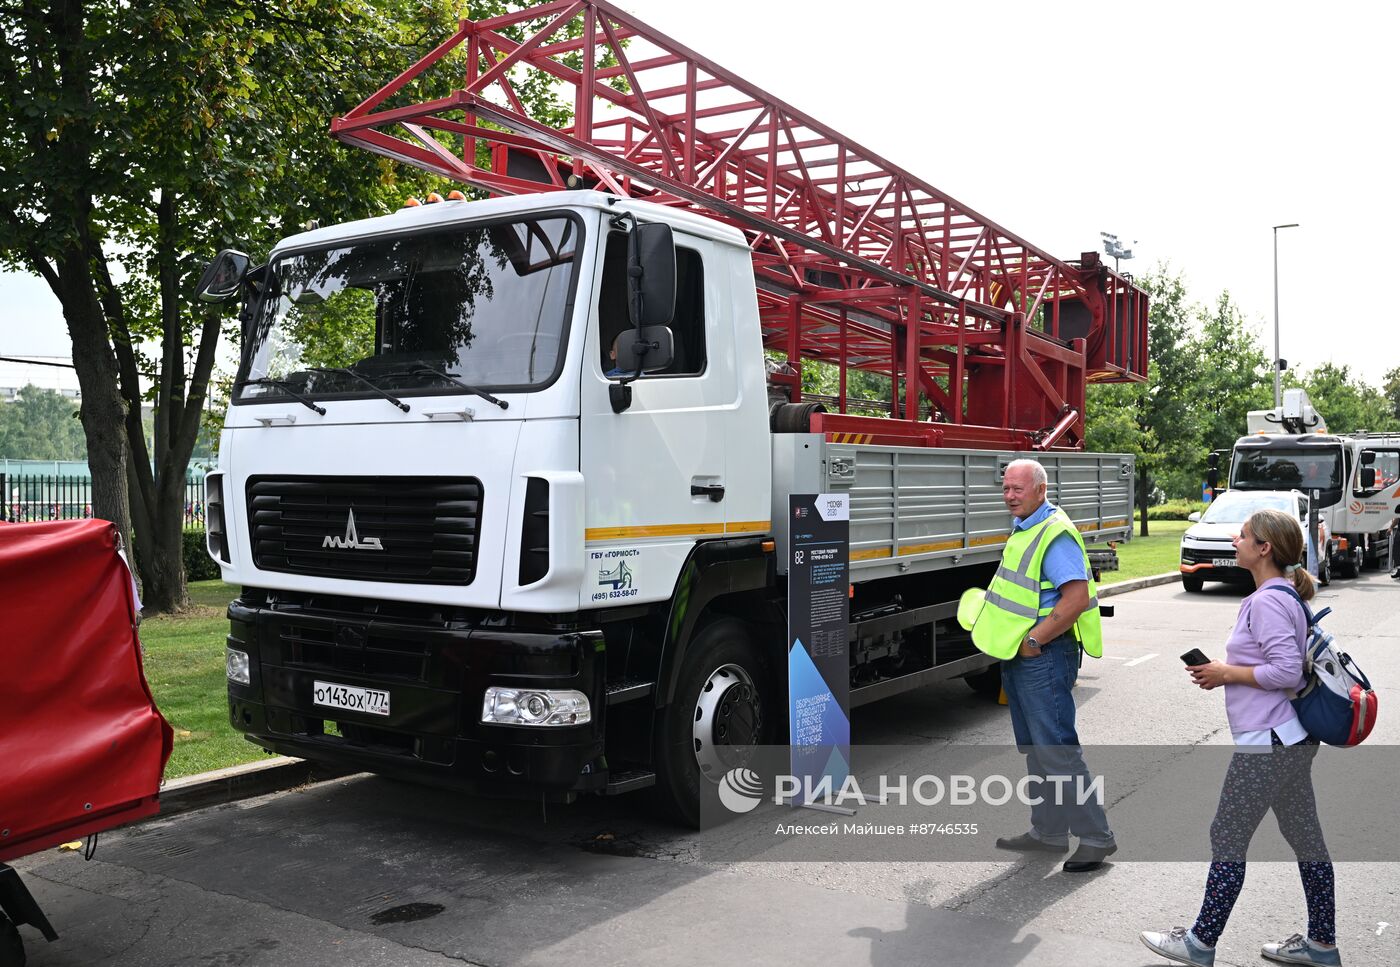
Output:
(1098, 571), (1181, 598)
(159, 757), (357, 819)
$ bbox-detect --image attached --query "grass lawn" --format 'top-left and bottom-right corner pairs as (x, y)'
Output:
(1106, 519), (1190, 583)
(140, 579), (264, 780)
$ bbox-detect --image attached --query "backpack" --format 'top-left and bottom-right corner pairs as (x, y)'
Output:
(1264, 584), (1378, 747)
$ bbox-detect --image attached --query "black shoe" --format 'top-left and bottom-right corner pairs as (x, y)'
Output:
(994, 832), (1069, 854)
(1062, 842), (1117, 872)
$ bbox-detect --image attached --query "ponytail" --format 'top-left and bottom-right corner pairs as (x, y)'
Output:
(1249, 509), (1317, 603)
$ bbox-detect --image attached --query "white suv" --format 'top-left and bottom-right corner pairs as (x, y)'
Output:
(1179, 489), (1327, 592)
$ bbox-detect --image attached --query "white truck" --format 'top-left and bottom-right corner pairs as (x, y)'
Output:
(198, 191), (1134, 824)
(1221, 389), (1399, 578)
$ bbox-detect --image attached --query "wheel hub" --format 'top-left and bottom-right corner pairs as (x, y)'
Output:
(691, 662), (761, 779)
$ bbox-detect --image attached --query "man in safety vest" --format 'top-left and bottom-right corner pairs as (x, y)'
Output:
(958, 458), (1117, 872)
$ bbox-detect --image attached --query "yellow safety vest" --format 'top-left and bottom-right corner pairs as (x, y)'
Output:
(957, 507), (1103, 660)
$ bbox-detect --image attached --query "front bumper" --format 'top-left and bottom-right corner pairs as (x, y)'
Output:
(225, 591), (606, 799)
(1179, 544), (1249, 583)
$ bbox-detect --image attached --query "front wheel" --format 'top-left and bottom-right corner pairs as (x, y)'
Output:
(1181, 573), (1205, 593)
(1317, 551), (1331, 587)
(653, 617), (774, 828)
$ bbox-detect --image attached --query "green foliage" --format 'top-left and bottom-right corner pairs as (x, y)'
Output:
(0, 386), (88, 460)
(183, 528), (221, 582)
(1147, 500), (1208, 521)
(1186, 290), (1272, 464)
(1109, 521), (1191, 582)
(1385, 366), (1400, 423)
(1291, 362), (1400, 435)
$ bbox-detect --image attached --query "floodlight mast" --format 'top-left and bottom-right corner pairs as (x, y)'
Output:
(331, 0), (1149, 450)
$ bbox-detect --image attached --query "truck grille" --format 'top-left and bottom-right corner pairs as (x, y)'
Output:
(247, 476), (483, 585)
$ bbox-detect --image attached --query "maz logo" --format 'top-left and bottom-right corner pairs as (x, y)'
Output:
(323, 508), (383, 551)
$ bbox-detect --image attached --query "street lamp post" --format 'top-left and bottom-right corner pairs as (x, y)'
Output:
(1272, 222), (1299, 408)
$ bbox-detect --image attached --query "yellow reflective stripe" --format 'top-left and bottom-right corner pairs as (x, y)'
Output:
(585, 519), (773, 542)
(899, 539), (963, 556)
(968, 535), (1007, 548)
(851, 547), (893, 561)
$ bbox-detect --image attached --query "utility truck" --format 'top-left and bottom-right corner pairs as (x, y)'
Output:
(199, 1), (1146, 824)
(1217, 389), (1399, 579)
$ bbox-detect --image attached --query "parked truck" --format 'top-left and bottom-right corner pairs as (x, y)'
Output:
(1221, 389), (1399, 579)
(200, 1), (1146, 824)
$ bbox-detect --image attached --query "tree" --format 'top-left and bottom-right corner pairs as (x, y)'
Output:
(0, 1), (584, 612)
(1187, 290), (1272, 461)
(0, 386), (88, 461)
(1384, 366), (1400, 422)
(1085, 267), (1200, 535)
(1297, 362), (1400, 434)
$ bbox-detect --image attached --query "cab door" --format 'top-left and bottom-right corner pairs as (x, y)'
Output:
(578, 227), (736, 607)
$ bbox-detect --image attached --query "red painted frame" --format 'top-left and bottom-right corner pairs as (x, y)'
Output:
(332, 0), (1147, 450)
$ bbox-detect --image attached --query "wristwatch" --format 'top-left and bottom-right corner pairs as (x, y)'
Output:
(1024, 635), (1042, 653)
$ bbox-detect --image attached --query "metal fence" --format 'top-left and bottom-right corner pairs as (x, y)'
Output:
(0, 474), (206, 527)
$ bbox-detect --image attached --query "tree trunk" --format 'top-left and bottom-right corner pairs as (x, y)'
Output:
(1138, 465), (1150, 538)
(132, 482), (189, 614)
(56, 249), (134, 557)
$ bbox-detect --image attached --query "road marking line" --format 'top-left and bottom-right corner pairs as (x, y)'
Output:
(1125, 653), (1159, 667)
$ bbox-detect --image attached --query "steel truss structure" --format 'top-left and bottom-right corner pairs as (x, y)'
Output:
(332, 0), (1147, 450)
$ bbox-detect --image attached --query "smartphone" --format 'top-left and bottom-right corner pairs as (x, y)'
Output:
(1180, 648), (1211, 666)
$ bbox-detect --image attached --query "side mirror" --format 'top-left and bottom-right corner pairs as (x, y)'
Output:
(614, 325), (675, 374)
(196, 249), (251, 303)
(1206, 451), (1219, 469)
(627, 223), (676, 328)
(1358, 468), (1376, 490)
(1206, 468), (1219, 489)
(1360, 450), (1376, 466)
(1187, 512), (1202, 523)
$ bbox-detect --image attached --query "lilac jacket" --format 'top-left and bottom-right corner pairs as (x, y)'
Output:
(1221, 577), (1308, 734)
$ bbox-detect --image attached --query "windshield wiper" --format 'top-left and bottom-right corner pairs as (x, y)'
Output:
(235, 377), (326, 415)
(311, 367), (410, 412)
(408, 363), (509, 410)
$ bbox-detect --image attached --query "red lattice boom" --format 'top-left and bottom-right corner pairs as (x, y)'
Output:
(332, 0), (1147, 450)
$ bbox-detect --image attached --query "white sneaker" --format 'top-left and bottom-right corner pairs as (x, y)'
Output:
(1261, 933), (1341, 965)
(1140, 926), (1216, 966)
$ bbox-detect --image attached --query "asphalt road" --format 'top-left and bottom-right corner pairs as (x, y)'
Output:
(12, 570), (1400, 967)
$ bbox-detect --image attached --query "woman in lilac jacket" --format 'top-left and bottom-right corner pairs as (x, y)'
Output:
(1141, 508), (1339, 967)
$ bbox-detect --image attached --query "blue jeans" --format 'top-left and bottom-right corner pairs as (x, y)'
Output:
(1000, 635), (1115, 848)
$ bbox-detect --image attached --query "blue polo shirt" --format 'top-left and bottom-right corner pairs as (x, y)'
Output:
(1011, 501), (1089, 610)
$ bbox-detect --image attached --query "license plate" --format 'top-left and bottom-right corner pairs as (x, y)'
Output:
(1212, 557), (1236, 568)
(313, 680), (390, 717)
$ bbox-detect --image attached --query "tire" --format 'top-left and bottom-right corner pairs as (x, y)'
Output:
(963, 663), (1003, 699)
(1181, 573), (1205, 593)
(1317, 551), (1331, 587)
(653, 617), (774, 828)
(1338, 546), (1361, 579)
(0, 913), (24, 967)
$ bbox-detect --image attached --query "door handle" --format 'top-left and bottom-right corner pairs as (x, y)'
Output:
(690, 483), (725, 502)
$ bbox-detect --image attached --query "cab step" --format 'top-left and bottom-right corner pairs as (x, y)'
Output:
(604, 767), (656, 795)
(606, 679), (654, 705)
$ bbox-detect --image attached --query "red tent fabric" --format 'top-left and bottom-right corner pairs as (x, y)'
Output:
(0, 519), (172, 863)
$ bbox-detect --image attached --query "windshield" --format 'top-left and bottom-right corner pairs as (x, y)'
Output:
(236, 215), (580, 403)
(1200, 492), (1295, 524)
(1230, 447), (1341, 493)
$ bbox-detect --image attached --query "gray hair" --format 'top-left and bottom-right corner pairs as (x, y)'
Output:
(1004, 458), (1047, 488)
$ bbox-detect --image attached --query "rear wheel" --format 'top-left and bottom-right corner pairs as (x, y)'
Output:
(1338, 545), (1361, 579)
(1317, 550), (1332, 587)
(1181, 573), (1205, 593)
(653, 617), (774, 828)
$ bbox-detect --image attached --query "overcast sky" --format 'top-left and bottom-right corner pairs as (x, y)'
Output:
(3, 0), (1395, 386)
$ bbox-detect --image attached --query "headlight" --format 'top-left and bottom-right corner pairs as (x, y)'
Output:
(481, 687), (590, 726)
(226, 646), (251, 685)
